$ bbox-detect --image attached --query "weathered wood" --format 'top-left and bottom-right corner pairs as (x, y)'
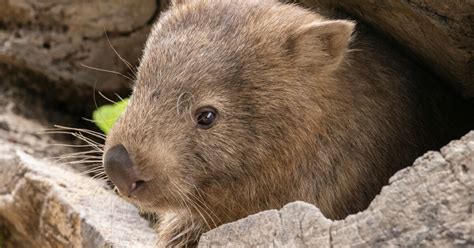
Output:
(0, 147), (157, 248)
(0, 0), (157, 94)
(0, 101), (157, 247)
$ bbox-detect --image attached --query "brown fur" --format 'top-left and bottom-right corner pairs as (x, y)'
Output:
(104, 0), (466, 246)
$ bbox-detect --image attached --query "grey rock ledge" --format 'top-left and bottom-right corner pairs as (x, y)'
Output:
(0, 149), (157, 247)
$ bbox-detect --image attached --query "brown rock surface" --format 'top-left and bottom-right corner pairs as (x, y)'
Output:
(199, 131), (474, 247)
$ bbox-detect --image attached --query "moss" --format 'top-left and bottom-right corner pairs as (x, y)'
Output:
(92, 98), (129, 134)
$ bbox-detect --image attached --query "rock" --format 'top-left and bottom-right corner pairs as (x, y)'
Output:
(0, 0), (158, 100)
(0, 86), (157, 246)
(0, 145), (157, 247)
(199, 131), (474, 247)
(296, 0), (474, 98)
(0, 20), (160, 244)
(0, 89), (157, 247)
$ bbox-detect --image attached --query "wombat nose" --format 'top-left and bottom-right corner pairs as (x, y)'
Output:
(104, 144), (144, 196)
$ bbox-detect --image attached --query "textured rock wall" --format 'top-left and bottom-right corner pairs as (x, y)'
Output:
(0, 1), (160, 246)
(199, 131), (474, 247)
(0, 0), (159, 114)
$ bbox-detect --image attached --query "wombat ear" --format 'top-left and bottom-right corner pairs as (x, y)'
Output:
(288, 20), (355, 73)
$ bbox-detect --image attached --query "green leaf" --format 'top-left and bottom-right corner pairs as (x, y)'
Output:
(93, 98), (129, 134)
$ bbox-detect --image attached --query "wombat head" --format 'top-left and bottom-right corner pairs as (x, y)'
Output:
(104, 0), (354, 225)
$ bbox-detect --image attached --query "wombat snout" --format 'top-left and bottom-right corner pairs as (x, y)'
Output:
(104, 144), (145, 197)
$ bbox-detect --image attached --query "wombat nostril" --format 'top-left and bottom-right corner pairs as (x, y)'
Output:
(103, 144), (142, 196)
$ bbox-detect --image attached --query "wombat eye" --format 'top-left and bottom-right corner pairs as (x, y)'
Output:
(196, 107), (218, 129)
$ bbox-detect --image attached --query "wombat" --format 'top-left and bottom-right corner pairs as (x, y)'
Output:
(103, 0), (469, 246)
